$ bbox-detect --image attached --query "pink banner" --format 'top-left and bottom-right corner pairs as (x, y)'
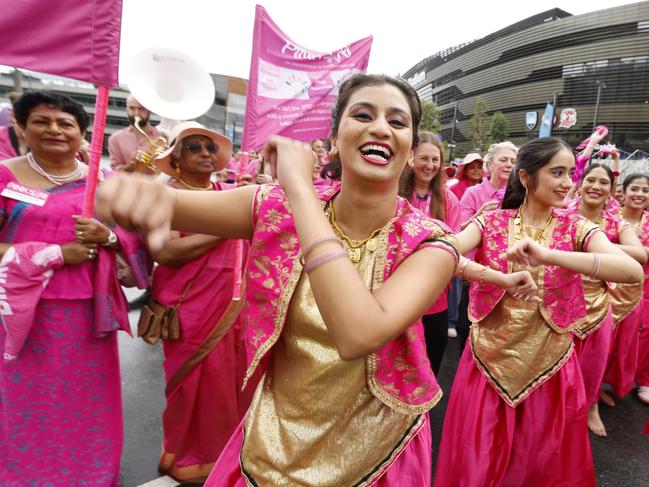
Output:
(243, 5), (372, 150)
(0, 0), (122, 87)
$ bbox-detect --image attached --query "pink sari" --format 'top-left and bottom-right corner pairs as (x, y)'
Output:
(0, 165), (149, 485)
(152, 185), (254, 483)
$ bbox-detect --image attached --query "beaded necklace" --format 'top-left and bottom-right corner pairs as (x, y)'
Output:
(27, 153), (87, 185)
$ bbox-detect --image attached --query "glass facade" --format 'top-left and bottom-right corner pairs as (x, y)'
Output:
(404, 4), (649, 157)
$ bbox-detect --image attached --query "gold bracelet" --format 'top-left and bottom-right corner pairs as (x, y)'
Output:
(479, 266), (488, 286)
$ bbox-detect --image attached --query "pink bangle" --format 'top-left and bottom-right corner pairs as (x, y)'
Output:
(301, 237), (342, 263)
(304, 249), (348, 273)
(588, 253), (601, 278)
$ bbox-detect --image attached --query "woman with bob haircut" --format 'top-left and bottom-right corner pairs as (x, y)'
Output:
(0, 90), (150, 485)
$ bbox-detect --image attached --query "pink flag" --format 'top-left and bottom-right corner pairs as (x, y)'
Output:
(0, 0), (122, 87)
(0, 243), (63, 362)
(243, 5), (372, 150)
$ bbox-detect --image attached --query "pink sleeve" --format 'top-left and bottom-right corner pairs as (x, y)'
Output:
(0, 164), (13, 229)
(445, 189), (461, 232)
(107, 134), (125, 171)
(459, 187), (478, 228)
(449, 182), (461, 200)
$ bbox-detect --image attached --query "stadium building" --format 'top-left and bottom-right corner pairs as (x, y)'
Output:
(403, 2), (649, 159)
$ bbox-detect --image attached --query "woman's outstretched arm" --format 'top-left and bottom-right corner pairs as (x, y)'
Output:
(96, 174), (257, 250)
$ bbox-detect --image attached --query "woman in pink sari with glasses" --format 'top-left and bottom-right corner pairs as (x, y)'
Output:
(149, 122), (254, 483)
(0, 91), (150, 486)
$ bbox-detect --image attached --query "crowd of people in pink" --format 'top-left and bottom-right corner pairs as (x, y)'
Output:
(0, 71), (647, 487)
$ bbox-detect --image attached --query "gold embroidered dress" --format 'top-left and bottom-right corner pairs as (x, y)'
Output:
(470, 214), (597, 406)
(240, 239), (421, 486)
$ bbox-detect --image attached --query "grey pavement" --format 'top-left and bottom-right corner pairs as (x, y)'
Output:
(118, 294), (649, 486)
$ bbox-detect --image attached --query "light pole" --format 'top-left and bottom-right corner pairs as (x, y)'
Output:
(592, 81), (606, 130)
(448, 100), (458, 162)
(12, 68), (22, 92)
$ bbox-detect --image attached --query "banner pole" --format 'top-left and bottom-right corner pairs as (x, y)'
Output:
(82, 85), (110, 217)
(231, 150), (250, 301)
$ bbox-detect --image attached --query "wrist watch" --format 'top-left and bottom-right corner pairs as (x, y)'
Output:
(102, 229), (118, 247)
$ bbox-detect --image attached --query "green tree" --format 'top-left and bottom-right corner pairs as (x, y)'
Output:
(420, 101), (441, 133)
(488, 111), (509, 143)
(469, 97), (490, 151)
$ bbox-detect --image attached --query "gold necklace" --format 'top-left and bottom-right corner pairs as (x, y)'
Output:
(175, 178), (212, 191)
(518, 208), (554, 242)
(327, 201), (383, 263)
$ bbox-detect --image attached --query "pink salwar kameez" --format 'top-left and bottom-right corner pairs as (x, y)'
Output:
(604, 211), (649, 398)
(574, 312), (613, 406)
(435, 209), (598, 487)
(0, 165), (149, 485)
(204, 183), (456, 485)
(572, 209), (623, 405)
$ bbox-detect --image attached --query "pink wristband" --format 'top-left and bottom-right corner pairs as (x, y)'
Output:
(301, 237), (343, 263)
(303, 249), (348, 273)
(588, 253), (601, 278)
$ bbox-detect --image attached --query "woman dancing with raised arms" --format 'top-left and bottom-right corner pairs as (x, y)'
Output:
(97, 74), (536, 485)
(434, 137), (643, 487)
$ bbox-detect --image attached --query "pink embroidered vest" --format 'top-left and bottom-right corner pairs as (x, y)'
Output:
(242, 183), (449, 414)
(469, 208), (593, 333)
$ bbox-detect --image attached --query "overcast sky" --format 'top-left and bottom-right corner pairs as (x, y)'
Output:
(119, 0), (640, 85)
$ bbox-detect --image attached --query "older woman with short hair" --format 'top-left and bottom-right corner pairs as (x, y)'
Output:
(0, 90), (150, 485)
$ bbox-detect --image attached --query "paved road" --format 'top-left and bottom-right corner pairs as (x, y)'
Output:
(119, 299), (649, 486)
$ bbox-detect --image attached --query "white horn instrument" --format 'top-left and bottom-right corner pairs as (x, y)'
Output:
(124, 47), (215, 121)
(122, 47), (216, 173)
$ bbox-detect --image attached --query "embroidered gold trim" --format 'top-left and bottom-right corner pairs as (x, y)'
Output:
(242, 250), (302, 388)
(572, 308), (609, 339)
(355, 414), (426, 486)
(365, 204), (444, 415)
(471, 338), (574, 407)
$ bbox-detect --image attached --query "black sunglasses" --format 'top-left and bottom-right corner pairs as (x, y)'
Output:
(185, 142), (218, 154)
